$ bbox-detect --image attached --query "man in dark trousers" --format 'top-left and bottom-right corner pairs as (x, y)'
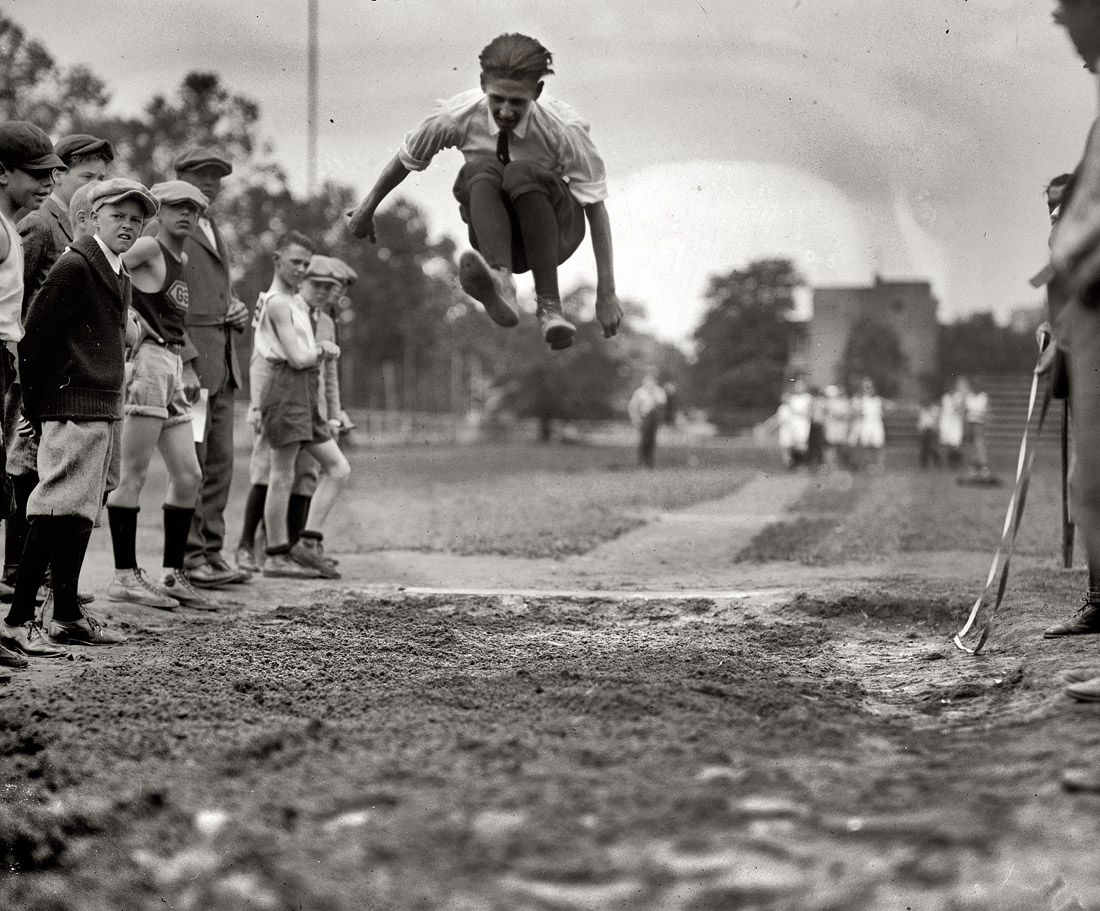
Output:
(173, 148), (250, 587)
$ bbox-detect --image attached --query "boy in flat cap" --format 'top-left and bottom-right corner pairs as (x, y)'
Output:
(1, 178), (158, 658)
(105, 180), (215, 611)
(347, 33), (622, 351)
(4, 133), (114, 596)
(171, 147), (250, 587)
(0, 122), (63, 668)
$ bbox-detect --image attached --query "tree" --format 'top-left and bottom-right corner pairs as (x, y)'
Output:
(0, 14), (110, 133)
(939, 313), (1036, 389)
(840, 316), (907, 399)
(688, 258), (801, 430)
(487, 286), (641, 441)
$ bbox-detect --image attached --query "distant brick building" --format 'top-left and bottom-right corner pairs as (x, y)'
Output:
(789, 276), (940, 401)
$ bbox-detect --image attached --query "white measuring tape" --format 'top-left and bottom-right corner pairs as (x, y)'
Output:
(953, 364), (1054, 655)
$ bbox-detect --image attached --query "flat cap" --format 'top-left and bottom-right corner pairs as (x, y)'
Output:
(89, 178), (159, 218)
(173, 147), (233, 177)
(329, 257), (359, 286)
(150, 180), (209, 211)
(0, 122), (65, 172)
(304, 255), (344, 283)
(54, 134), (114, 164)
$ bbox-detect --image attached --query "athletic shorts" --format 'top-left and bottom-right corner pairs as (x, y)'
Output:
(124, 341), (192, 428)
(260, 361), (331, 449)
(29, 419), (114, 523)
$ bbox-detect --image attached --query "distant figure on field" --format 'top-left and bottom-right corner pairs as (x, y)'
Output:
(917, 396), (942, 469)
(628, 374), (667, 469)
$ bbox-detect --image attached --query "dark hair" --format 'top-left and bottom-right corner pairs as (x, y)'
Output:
(65, 148), (114, 168)
(479, 33), (554, 82)
(1047, 172), (1076, 215)
(275, 230), (315, 254)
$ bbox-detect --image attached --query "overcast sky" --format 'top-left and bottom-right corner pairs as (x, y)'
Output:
(5, 0), (1095, 342)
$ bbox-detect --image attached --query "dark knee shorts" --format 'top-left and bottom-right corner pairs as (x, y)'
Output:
(259, 361), (331, 448)
(452, 157), (586, 273)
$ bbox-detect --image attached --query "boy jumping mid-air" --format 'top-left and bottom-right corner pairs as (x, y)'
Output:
(346, 33), (622, 350)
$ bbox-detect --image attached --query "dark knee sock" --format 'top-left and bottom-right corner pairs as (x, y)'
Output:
(48, 517), (93, 623)
(4, 473), (37, 577)
(6, 516), (53, 627)
(287, 494), (311, 545)
(512, 191), (561, 300)
(107, 505), (139, 570)
(1089, 568), (1100, 601)
(238, 484), (268, 550)
(467, 179), (515, 269)
(163, 505), (195, 570)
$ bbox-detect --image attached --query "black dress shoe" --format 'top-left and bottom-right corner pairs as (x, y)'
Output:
(1044, 601), (1100, 638)
(187, 562), (244, 589)
(208, 554), (249, 583)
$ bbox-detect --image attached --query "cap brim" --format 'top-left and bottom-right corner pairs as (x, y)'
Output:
(19, 153), (66, 172)
(176, 159), (232, 177)
(95, 191), (158, 218)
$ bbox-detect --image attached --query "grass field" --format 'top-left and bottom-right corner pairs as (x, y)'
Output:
(4, 440), (1100, 910)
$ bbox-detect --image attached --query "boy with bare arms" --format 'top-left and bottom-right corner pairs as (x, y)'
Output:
(105, 180), (214, 611)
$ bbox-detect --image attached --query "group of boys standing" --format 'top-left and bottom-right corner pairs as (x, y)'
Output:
(0, 124), (356, 673)
(0, 31), (626, 673)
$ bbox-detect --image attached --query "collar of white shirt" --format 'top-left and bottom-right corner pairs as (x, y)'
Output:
(198, 216), (218, 249)
(92, 234), (122, 275)
(486, 101), (533, 140)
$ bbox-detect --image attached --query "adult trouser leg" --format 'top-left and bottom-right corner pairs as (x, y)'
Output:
(188, 384), (235, 567)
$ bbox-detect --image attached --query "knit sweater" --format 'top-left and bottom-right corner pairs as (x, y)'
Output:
(20, 234), (128, 422)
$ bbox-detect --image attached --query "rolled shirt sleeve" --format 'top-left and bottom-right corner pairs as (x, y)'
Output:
(398, 92), (475, 172)
(546, 100), (608, 205)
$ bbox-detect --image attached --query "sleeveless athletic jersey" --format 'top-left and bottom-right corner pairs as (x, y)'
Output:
(0, 211), (25, 343)
(130, 241), (188, 345)
(253, 290), (315, 363)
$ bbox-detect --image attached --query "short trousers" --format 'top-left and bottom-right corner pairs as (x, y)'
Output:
(452, 158), (587, 274)
(28, 419), (114, 523)
(260, 361), (331, 449)
(248, 423), (321, 494)
(124, 341), (192, 427)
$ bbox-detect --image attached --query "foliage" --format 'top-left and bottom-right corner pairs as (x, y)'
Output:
(0, 16), (109, 133)
(485, 287), (641, 440)
(938, 313), (1037, 389)
(840, 316), (906, 399)
(688, 259), (801, 429)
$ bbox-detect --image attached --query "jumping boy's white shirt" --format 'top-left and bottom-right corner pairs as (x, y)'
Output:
(0, 210), (25, 344)
(399, 88), (608, 205)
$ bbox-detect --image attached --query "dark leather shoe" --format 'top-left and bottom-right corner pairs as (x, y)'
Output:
(208, 554), (249, 583)
(1044, 601), (1100, 638)
(187, 562), (245, 589)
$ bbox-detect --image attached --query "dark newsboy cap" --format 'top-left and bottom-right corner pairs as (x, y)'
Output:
(0, 122), (66, 172)
(54, 134), (115, 165)
(173, 147), (233, 177)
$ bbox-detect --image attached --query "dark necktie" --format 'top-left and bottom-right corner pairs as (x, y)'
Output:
(496, 130), (510, 166)
(118, 268), (132, 307)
